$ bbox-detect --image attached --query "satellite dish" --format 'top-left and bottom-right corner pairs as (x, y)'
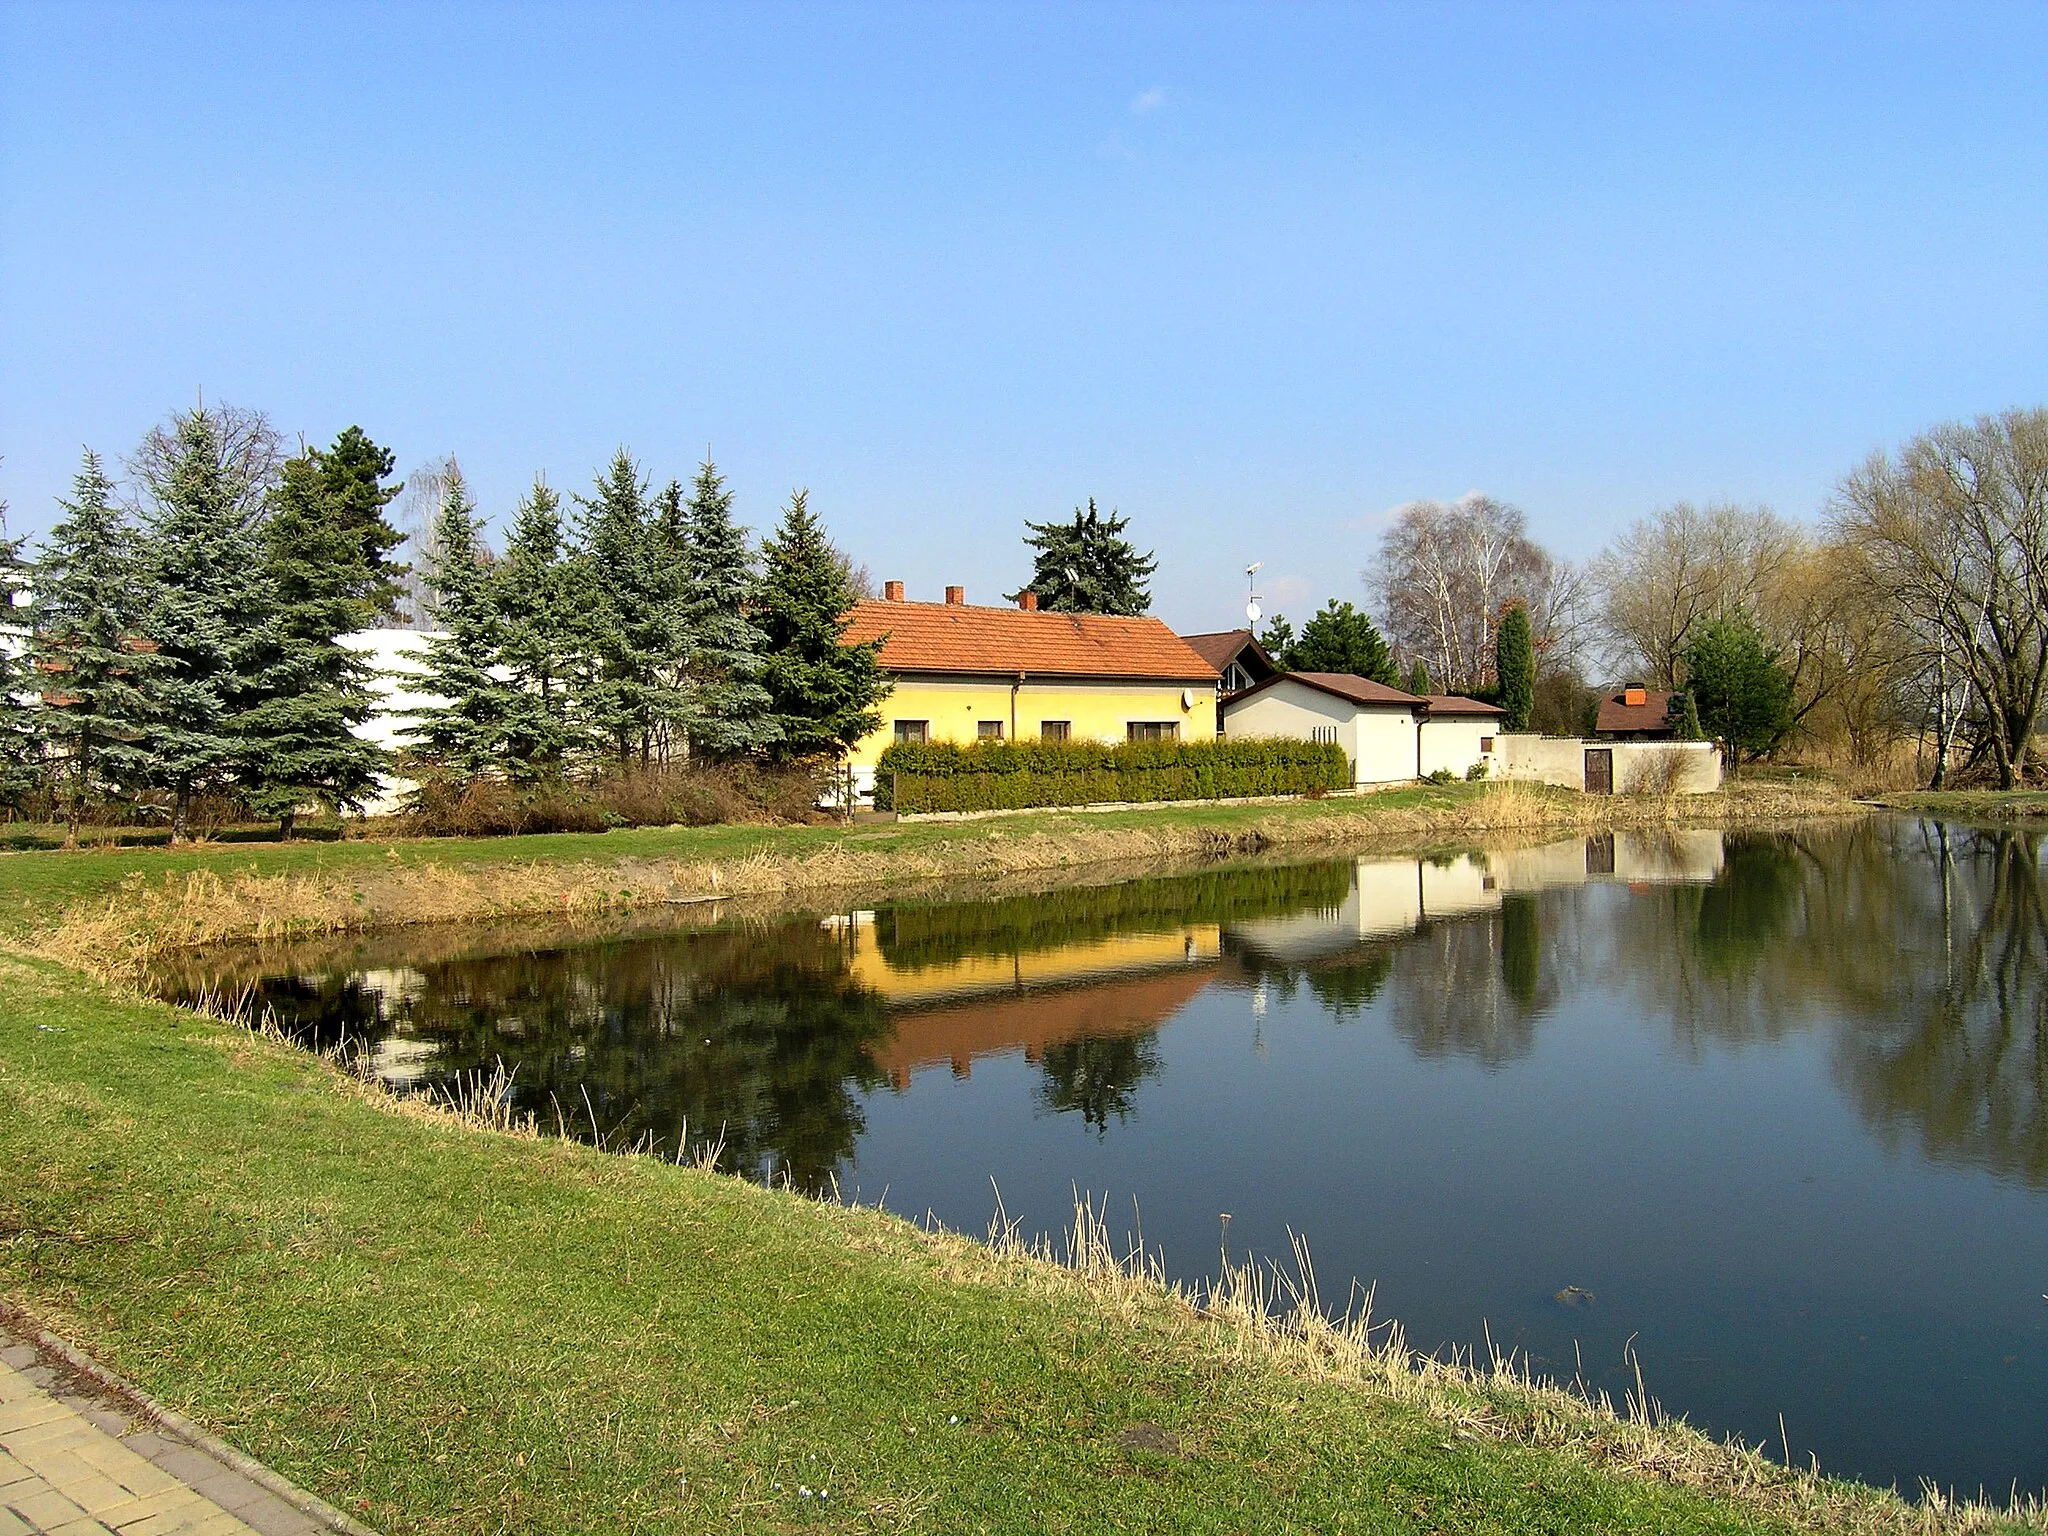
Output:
(1245, 598), (1261, 625)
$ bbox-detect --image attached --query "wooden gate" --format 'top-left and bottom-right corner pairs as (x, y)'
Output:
(1584, 748), (1613, 795)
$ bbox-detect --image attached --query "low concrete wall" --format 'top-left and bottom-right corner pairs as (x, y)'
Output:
(1497, 735), (1721, 794)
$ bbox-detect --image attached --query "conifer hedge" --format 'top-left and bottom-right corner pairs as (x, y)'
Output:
(874, 737), (1349, 813)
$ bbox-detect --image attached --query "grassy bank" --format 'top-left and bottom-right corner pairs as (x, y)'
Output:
(10, 777), (1861, 972)
(1, 952), (2025, 1536)
(1873, 789), (2048, 821)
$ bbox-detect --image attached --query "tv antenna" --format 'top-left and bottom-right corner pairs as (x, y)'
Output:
(1244, 562), (1263, 627)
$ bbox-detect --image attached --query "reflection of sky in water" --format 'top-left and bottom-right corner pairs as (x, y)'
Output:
(169, 822), (2048, 1499)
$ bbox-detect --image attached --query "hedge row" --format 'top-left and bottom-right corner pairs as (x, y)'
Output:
(873, 737), (1350, 813)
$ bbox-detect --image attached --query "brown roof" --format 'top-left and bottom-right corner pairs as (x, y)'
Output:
(1424, 694), (1505, 718)
(1595, 688), (1675, 736)
(842, 599), (1220, 682)
(1181, 629), (1255, 669)
(1233, 671), (1425, 709)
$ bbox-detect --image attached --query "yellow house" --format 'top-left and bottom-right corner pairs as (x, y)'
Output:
(838, 582), (1221, 797)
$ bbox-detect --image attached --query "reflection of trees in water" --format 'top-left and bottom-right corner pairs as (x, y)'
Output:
(1829, 824), (2048, 1187)
(1382, 891), (1579, 1067)
(1036, 1033), (1164, 1134)
(1604, 820), (2048, 1188)
(236, 923), (891, 1192)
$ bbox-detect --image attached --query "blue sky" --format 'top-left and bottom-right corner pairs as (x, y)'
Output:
(3, 2), (2043, 631)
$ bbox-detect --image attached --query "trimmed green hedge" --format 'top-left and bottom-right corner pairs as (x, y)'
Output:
(874, 737), (1350, 813)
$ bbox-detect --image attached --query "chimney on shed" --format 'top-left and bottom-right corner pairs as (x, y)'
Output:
(884, 580), (905, 603)
(1624, 686), (1647, 707)
(945, 585), (965, 606)
(1018, 591), (1039, 611)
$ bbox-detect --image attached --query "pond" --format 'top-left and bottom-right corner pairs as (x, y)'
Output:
(162, 818), (2048, 1500)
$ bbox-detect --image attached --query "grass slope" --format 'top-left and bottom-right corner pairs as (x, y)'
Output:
(0, 953), (1941, 1536)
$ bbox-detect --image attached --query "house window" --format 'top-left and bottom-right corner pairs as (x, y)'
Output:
(1311, 725), (1338, 745)
(1040, 720), (1071, 742)
(893, 719), (929, 744)
(1480, 735), (1495, 753)
(1127, 721), (1179, 743)
(1222, 661), (1253, 692)
(976, 720), (1004, 740)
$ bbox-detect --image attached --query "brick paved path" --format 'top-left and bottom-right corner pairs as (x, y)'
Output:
(0, 1328), (327, 1536)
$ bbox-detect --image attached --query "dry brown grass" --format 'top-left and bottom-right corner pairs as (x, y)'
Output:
(38, 778), (1867, 976)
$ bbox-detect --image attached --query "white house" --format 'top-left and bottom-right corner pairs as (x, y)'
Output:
(1221, 672), (1502, 785)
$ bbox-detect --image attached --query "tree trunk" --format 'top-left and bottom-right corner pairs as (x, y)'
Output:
(171, 783), (191, 846)
(279, 808), (297, 841)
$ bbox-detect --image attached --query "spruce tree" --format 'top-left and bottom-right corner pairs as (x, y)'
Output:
(1286, 599), (1397, 684)
(1495, 601), (1534, 730)
(756, 489), (888, 760)
(676, 457), (776, 759)
(311, 425), (409, 618)
(1257, 613), (1295, 664)
(1010, 499), (1157, 615)
(402, 472), (509, 786)
(138, 409), (276, 841)
(573, 450), (669, 765)
(1406, 658), (1433, 696)
(492, 477), (583, 781)
(237, 443), (394, 834)
(31, 451), (163, 845)
(0, 499), (41, 812)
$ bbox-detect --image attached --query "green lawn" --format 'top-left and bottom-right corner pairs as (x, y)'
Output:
(0, 951), (1932, 1536)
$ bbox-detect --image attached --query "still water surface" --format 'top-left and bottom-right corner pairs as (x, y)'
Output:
(167, 819), (2048, 1498)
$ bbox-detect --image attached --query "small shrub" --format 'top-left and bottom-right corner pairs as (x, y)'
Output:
(1464, 761), (1490, 781)
(1421, 768), (1458, 786)
(1624, 746), (1696, 797)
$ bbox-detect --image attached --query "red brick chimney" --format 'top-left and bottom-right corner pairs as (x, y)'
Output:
(945, 585), (965, 606)
(1624, 686), (1647, 707)
(884, 580), (905, 603)
(1018, 591), (1038, 611)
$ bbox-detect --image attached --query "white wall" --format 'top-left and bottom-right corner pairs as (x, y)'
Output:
(1496, 734), (1722, 794)
(1418, 717), (1496, 779)
(1223, 679), (1417, 785)
(339, 628), (442, 816)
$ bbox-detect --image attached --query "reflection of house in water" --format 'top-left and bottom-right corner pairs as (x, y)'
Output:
(826, 912), (1223, 1087)
(1227, 834), (1727, 965)
(828, 833), (1733, 1088)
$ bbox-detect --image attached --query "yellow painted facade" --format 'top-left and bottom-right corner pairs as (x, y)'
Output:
(834, 917), (1223, 1004)
(847, 674), (1219, 771)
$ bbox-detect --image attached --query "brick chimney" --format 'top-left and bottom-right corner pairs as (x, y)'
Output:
(1018, 590), (1038, 611)
(884, 580), (905, 603)
(1623, 686), (1647, 707)
(945, 585), (965, 606)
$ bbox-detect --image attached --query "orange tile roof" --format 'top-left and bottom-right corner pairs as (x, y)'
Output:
(843, 599), (1221, 682)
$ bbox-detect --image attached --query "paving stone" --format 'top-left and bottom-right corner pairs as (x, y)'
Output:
(0, 1506), (31, 1535)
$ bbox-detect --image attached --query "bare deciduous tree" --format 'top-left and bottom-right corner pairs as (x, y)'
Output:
(1590, 502), (1795, 689)
(1831, 408), (2048, 789)
(125, 401), (283, 531)
(1370, 495), (1559, 694)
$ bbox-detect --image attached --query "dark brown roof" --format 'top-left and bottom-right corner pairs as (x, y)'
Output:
(841, 599), (1220, 682)
(1424, 694), (1505, 718)
(1596, 688), (1676, 736)
(1232, 671), (1425, 710)
(1180, 629), (1251, 667)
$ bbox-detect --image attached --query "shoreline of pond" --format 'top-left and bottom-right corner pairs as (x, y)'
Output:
(20, 776), (1865, 975)
(1, 944), (2033, 1535)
